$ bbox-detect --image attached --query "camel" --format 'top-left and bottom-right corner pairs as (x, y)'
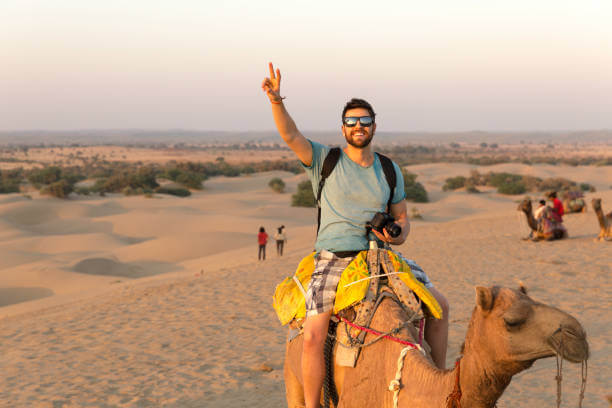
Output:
(284, 285), (588, 408)
(561, 191), (587, 213)
(517, 199), (568, 241)
(592, 198), (612, 241)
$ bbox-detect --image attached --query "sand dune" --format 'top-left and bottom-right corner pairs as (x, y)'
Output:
(0, 165), (610, 407)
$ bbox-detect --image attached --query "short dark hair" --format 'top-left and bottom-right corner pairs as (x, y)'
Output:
(342, 98), (376, 121)
(539, 200), (546, 205)
(547, 191), (557, 199)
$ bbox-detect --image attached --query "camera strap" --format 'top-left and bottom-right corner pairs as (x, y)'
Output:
(316, 147), (396, 235)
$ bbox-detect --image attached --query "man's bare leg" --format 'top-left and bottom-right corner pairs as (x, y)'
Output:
(425, 287), (449, 369)
(302, 311), (332, 408)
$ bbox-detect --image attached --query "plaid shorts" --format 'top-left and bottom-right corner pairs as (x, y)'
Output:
(305, 249), (434, 317)
(305, 250), (354, 317)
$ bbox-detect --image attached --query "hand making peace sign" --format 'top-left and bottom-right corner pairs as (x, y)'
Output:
(261, 62), (283, 103)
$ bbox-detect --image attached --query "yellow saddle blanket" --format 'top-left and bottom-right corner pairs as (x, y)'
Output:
(272, 250), (442, 325)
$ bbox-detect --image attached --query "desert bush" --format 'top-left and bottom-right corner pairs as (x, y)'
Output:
(41, 179), (73, 198)
(155, 186), (191, 197)
(496, 181), (527, 195)
(268, 178), (286, 193)
(465, 180), (480, 193)
(75, 187), (91, 195)
(580, 183), (595, 192)
(402, 170), (429, 202)
(443, 176), (467, 191)
(27, 166), (62, 185)
(292, 180), (316, 207)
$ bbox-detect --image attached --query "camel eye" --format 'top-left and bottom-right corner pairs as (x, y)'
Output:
(504, 317), (526, 330)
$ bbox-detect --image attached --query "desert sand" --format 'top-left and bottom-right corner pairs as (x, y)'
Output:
(0, 162), (610, 407)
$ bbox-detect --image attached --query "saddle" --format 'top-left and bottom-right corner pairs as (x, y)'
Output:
(273, 246), (442, 367)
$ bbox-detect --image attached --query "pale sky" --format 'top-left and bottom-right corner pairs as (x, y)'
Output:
(1, 0), (611, 132)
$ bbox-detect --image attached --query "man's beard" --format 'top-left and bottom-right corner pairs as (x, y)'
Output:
(344, 129), (374, 148)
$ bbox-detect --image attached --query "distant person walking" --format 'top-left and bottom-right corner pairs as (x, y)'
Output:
(274, 225), (287, 256)
(257, 227), (268, 260)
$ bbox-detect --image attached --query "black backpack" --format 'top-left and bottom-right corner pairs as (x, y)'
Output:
(316, 147), (397, 234)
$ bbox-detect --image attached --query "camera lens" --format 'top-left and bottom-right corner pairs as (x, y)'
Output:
(385, 223), (401, 238)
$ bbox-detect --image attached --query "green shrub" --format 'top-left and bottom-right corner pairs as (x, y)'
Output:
(41, 179), (73, 198)
(292, 180), (316, 207)
(75, 187), (90, 195)
(497, 181), (526, 195)
(443, 176), (466, 191)
(28, 166), (62, 185)
(155, 186), (191, 197)
(402, 170), (429, 202)
(580, 183), (595, 192)
(268, 177), (286, 193)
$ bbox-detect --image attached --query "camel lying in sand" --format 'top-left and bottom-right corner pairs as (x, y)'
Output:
(518, 199), (568, 241)
(592, 198), (612, 242)
(562, 191), (587, 213)
(284, 285), (588, 407)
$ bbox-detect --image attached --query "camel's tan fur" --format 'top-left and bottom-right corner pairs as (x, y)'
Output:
(592, 198), (612, 242)
(284, 286), (588, 408)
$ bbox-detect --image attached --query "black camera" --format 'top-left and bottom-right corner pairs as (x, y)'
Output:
(367, 212), (401, 238)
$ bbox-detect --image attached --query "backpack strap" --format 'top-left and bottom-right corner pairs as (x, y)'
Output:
(376, 152), (397, 212)
(317, 147), (341, 234)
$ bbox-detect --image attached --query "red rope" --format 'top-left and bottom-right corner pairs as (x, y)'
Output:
(337, 315), (421, 348)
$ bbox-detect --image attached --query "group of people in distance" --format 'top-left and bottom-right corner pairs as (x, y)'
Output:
(532, 191), (565, 239)
(257, 225), (287, 261)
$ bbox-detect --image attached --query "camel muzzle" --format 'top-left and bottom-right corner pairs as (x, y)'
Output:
(547, 324), (589, 363)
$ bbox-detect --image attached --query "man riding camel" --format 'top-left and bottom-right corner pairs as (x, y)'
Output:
(262, 63), (449, 408)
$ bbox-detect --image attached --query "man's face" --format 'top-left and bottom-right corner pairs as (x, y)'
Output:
(342, 107), (376, 149)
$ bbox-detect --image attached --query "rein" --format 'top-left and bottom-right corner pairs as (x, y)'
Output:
(554, 329), (588, 408)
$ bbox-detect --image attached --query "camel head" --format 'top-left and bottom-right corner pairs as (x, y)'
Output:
(464, 286), (588, 373)
(592, 198), (602, 212)
(517, 198), (532, 214)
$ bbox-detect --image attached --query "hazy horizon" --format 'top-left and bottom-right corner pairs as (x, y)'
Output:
(2, 1), (611, 132)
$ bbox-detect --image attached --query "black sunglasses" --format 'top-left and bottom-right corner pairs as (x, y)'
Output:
(343, 116), (374, 127)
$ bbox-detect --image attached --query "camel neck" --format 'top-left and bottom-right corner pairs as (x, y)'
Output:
(455, 348), (515, 407)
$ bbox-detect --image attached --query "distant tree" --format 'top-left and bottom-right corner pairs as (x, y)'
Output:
(443, 176), (467, 191)
(291, 180), (316, 207)
(268, 178), (286, 193)
(480, 142), (488, 148)
(402, 169), (429, 202)
(41, 179), (73, 198)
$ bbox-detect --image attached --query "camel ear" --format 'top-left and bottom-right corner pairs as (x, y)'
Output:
(475, 286), (494, 311)
(518, 281), (528, 295)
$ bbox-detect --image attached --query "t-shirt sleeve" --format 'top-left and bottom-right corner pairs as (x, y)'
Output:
(301, 140), (330, 195)
(391, 162), (406, 204)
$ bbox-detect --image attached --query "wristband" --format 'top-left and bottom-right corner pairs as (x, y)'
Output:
(270, 96), (286, 105)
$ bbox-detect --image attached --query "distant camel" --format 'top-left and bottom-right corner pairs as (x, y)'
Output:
(592, 198), (612, 241)
(284, 285), (588, 407)
(517, 199), (567, 241)
(561, 191), (587, 213)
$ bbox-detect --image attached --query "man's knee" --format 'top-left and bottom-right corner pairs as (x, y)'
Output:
(430, 288), (450, 321)
(303, 321), (329, 352)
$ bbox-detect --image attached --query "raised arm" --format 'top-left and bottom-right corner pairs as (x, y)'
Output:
(262, 63), (313, 166)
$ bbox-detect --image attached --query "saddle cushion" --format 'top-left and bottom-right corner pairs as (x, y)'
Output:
(272, 251), (442, 325)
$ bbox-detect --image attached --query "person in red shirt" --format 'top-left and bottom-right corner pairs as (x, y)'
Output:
(548, 191), (564, 223)
(257, 227), (268, 261)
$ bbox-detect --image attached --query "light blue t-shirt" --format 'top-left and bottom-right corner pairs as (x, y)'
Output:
(303, 140), (406, 252)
